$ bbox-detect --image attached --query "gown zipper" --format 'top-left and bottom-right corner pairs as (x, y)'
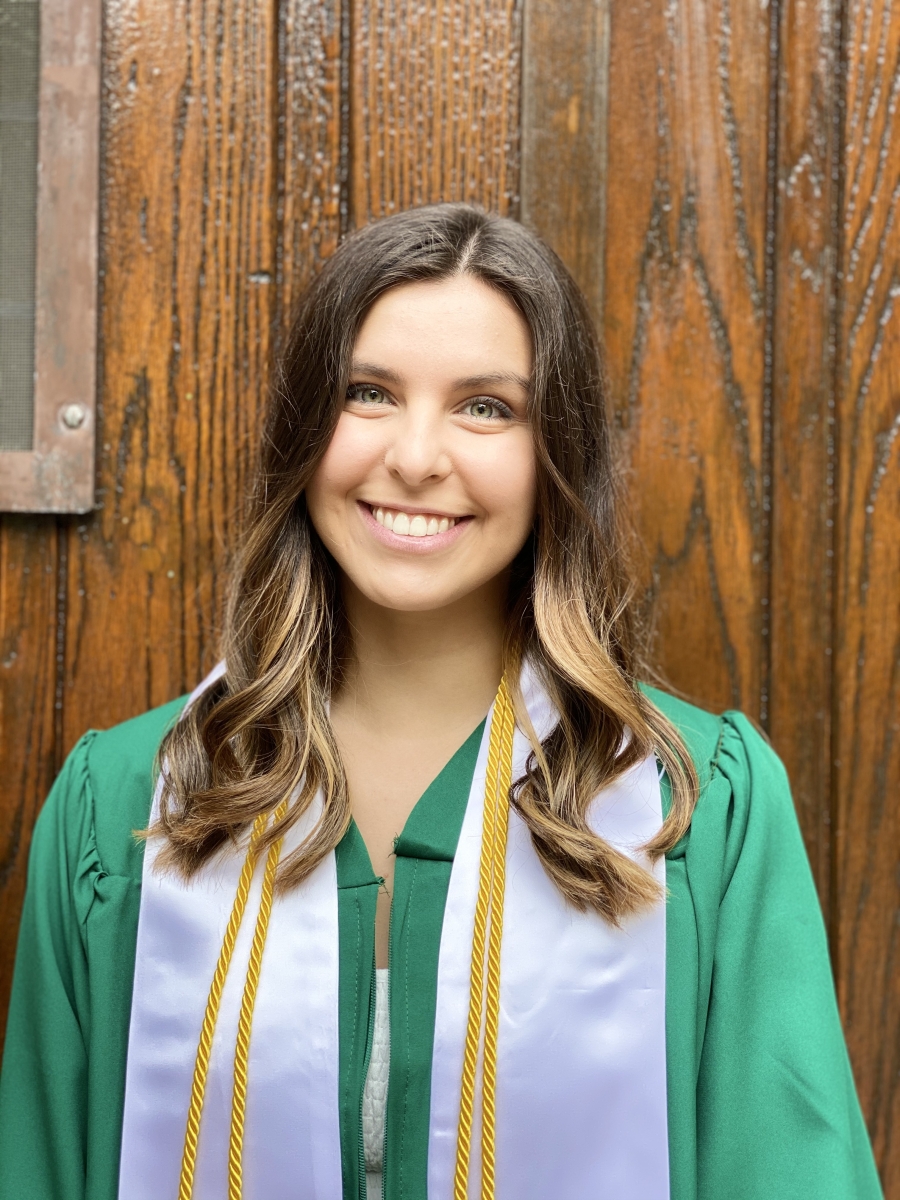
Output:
(357, 950), (374, 1199)
(381, 921), (392, 1200)
(382, 835), (407, 1200)
(358, 875), (383, 1200)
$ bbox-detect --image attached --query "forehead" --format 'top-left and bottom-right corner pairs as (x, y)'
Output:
(352, 276), (532, 381)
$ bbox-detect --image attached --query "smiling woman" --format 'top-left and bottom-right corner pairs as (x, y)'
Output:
(0, 205), (883, 1200)
(306, 274), (538, 968)
(308, 276), (536, 600)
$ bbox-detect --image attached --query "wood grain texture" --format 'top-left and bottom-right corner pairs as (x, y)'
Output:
(833, 0), (900, 1184)
(520, 0), (609, 324)
(350, 0), (522, 222)
(278, 0), (344, 336)
(61, 0), (280, 740)
(602, 0), (771, 718)
(0, 519), (58, 1029)
(768, 0), (842, 901)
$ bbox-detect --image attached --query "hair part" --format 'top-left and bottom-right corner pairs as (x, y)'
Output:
(154, 203), (698, 923)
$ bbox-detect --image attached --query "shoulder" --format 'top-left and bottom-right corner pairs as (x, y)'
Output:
(85, 695), (189, 803)
(89, 695), (189, 875)
(640, 683), (724, 785)
(641, 682), (787, 793)
(40, 695), (189, 883)
(641, 684), (796, 877)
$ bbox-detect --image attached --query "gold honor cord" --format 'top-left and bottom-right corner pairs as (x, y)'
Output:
(178, 799), (288, 1200)
(454, 678), (515, 1200)
(178, 680), (514, 1200)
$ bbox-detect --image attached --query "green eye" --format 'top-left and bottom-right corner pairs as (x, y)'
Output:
(347, 384), (390, 405)
(463, 398), (513, 420)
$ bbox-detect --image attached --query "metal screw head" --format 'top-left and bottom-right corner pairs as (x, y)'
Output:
(61, 403), (86, 429)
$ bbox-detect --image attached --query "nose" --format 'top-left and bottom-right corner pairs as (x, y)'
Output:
(383, 402), (452, 487)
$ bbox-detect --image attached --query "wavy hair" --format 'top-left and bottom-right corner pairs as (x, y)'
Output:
(155, 203), (698, 922)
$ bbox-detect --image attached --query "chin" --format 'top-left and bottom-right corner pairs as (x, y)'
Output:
(369, 588), (462, 614)
(358, 572), (479, 614)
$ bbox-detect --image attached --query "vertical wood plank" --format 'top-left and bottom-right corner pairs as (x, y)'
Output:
(602, 0), (771, 717)
(278, 0), (344, 335)
(834, 0), (900, 1184)
(0, 519), (58, 1041)
(768, 0), (842, 901)
(61, 0), (279, 742)
(350, 0), (522, 223)
(520, 0), (609, 325)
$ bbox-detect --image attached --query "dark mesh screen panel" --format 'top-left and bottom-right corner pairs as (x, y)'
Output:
(0, 0), (40, 451)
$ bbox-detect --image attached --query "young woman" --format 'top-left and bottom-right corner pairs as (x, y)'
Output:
(0, 204), (883, 1200)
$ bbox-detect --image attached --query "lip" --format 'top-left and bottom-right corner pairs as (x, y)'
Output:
(361, 499), (469, 520)
(356, 501), (473, 553)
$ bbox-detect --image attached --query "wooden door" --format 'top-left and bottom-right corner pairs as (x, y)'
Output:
(1, 0), (898, 1190)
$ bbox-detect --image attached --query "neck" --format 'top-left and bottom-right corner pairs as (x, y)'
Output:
(334, 576), (507, 738)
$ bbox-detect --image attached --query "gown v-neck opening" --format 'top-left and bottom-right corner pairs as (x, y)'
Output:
(335, 717), (488, 1200)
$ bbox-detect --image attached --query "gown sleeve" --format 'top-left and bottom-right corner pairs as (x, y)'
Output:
(0, 733), (101, 1200)
(693, 712), (883, 1200)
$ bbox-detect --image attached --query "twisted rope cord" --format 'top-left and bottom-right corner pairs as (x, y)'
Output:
(480, 693), (514, 1196)
(228, 798), (289, 1200)
(453, 683), (505, 1200)
(453, 678), (514, 1200)
(178, 812), (269, 1200)
(180, 684), (514, 1200)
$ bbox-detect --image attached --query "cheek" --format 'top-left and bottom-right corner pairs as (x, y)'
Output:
(308, 414), (383, 506)
(470, 433), (537, 531)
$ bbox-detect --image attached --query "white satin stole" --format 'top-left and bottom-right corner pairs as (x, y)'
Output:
(118, 664), (670, 1199)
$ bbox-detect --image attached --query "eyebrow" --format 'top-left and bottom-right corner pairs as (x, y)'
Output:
(454, 371), (532, 393)
(349, 362), (405, 386)
(349, 362), (531, 393)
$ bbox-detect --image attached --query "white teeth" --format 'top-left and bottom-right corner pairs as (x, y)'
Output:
(371, 506), (459, 537)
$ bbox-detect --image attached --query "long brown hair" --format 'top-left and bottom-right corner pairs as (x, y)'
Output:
(155, 203), (698, 922)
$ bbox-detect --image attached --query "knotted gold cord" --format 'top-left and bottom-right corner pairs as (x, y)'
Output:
(179, 679), (515, 1200)
(480, 693), (514, 1197)
(228, 799), (289, 1200)
(177, 804), (286, 1200)
(454, 678), (515, 1200)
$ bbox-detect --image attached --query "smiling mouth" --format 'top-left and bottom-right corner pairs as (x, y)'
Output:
(368, 504), (465, 538)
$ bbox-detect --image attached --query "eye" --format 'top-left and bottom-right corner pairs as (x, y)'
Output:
(346, 383), (392, 406)
(460, 397), (514, 421)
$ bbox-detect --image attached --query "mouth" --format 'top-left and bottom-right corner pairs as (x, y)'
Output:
(358, 501), (473, 550)
(370, 504), (463, 537)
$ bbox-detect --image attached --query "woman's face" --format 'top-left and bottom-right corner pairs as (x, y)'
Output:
(306, 275), (537, 613)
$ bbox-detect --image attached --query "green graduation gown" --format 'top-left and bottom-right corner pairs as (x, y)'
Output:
(0, 687), (884, 1199)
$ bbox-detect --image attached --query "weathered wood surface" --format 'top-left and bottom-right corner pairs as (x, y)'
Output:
(350, 0), (521, 219)
(0, 0), (898, 1191)
(833, 0), (900, 1185)
(0, 519), (58, 1032)
(60, 0), (279, 744)
(520, 0), (609, 325)
(278, 0), (344, 336)
(768, 0), (842, 927)
(601, 0), (771, 719)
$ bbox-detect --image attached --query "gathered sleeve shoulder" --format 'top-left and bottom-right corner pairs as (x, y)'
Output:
(0, 733), (104, 1200)
(0, 693), (187, 1200)
(685, 711), (883, 1200)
